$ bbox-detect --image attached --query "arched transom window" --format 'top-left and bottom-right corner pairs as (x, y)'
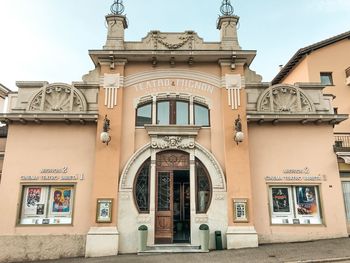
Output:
(136, 98), (210, 127)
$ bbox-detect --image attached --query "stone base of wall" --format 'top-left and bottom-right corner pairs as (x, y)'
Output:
(258, 232), (348, 244)
(0, 235), (85, 263)
(226, 226), (258, 249)
(85, 227), (119, 257)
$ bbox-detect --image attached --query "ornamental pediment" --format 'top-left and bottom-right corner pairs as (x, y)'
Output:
(125, 31), (214, 50)
(27, 83), (87, 112)
(245, 83), (348, 124)
(257, 84), (314, 113)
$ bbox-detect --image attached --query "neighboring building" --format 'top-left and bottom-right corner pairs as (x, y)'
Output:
(272, 31), (350, 232)
(0, 1), (348, 262)
(0, 84), (10, 185)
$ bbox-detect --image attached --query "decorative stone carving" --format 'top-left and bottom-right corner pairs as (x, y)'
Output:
(225, 74), (243, 110)
(195, 216), (208, 223)
(100, 73), (121, 109)
(258, 85), (314, 113)
(150, 31), (195, 50)
(137, 216), (151, 224)
(195, 143), (225, 190)
(150, 136), (195, 150)
(28, 83), (87, 112)
(215, 193), (225, 200)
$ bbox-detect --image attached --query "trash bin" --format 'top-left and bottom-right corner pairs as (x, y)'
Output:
(215, 231), (223, 250)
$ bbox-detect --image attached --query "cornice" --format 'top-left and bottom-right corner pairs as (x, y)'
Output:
(247, 113), (348, 125)
(89, 49), (256, 67)
(0, 113), (98, 124)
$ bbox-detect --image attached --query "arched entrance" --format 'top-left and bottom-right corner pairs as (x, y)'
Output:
(155, 150), (190, 244)
(118, 142), (227, 253)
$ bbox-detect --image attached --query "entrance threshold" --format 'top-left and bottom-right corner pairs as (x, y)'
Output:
(138, 244), (208, 255)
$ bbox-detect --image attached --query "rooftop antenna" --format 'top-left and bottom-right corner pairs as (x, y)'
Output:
(111, 0), (125, 15)
(220, 0), (234, 16)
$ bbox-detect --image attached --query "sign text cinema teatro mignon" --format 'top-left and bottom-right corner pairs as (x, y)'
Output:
(133, 79), (215, 94)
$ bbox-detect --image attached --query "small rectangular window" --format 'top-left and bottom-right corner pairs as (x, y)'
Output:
(136, 104), (152, 126)
(19, 185), (74, 225)
(320, 72), (333, 85)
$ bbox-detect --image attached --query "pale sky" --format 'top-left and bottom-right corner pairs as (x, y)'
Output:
(0, 0), (349, 90)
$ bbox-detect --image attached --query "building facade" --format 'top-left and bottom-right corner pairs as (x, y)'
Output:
(272, 31), (350, 233)
(0, 2), (348, 262)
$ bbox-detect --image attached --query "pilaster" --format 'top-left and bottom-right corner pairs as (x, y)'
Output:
(85, 60), (126, 257)
(220, 62), (258, 248)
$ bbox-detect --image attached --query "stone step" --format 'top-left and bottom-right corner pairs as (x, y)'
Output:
(138, 244), (208, 255)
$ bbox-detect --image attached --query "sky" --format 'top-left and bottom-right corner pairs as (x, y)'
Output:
(0, 0), (349, 90)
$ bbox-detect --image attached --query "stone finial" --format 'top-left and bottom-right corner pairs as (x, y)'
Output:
(220, 0), (234, 16)
(217, 0), (241, 50)
(104, 1), (128, 50)
(110, 0), (125, 15)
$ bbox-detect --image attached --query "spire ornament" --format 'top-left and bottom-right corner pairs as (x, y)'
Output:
(111, 0), (125, 15)
(220, 0), (234, 16)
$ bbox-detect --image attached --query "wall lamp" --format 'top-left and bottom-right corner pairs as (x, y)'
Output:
(100, 115), (111, 145)
(234, 114), (244, 145)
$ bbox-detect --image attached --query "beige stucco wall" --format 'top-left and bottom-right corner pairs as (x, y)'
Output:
(249, 123), (348, 243)
(283, 57), (310, 85)
(0, 137), (6, 152)
(0, 123), (96, 259)
(308, 40), (350, 132)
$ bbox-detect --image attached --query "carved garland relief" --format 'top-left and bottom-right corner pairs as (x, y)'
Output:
(258, 85), (313, 113)
(28, 84), (86, 112)
(151, 136), (195, 150)
(151, 31), (195, 50)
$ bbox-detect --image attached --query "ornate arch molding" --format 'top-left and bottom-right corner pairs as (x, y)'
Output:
(27, 83), (88, 112)
(124, 69), (221, 88)
(257, 84), (315, 113)
(119, 142), (226, 192)
(134, 93), (212, 109)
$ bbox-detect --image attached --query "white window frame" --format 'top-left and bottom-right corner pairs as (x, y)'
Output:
(269, 185), (322, 225)
(19, 184), (75, 225)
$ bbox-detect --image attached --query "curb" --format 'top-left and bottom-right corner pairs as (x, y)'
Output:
(285, 257), (350, 263)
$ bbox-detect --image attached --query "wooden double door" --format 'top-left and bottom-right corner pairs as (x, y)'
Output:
(155, 151), (190, 244)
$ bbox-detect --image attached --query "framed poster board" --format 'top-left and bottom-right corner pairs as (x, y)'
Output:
(20, 185), (74, 225)
(96, 199), (113, 223)
(233, 198), (248, 222)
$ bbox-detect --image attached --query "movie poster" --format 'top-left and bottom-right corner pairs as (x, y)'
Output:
(22, 186), (47, 216)
(295, 186), (318, 216)
(272, 187), (290, 213)
(49, 186), (73, 215)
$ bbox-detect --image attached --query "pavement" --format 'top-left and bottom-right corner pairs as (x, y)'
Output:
(16, 237), (350, 263)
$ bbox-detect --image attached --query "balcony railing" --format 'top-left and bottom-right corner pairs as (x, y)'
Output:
(334, 133), (350, 152)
